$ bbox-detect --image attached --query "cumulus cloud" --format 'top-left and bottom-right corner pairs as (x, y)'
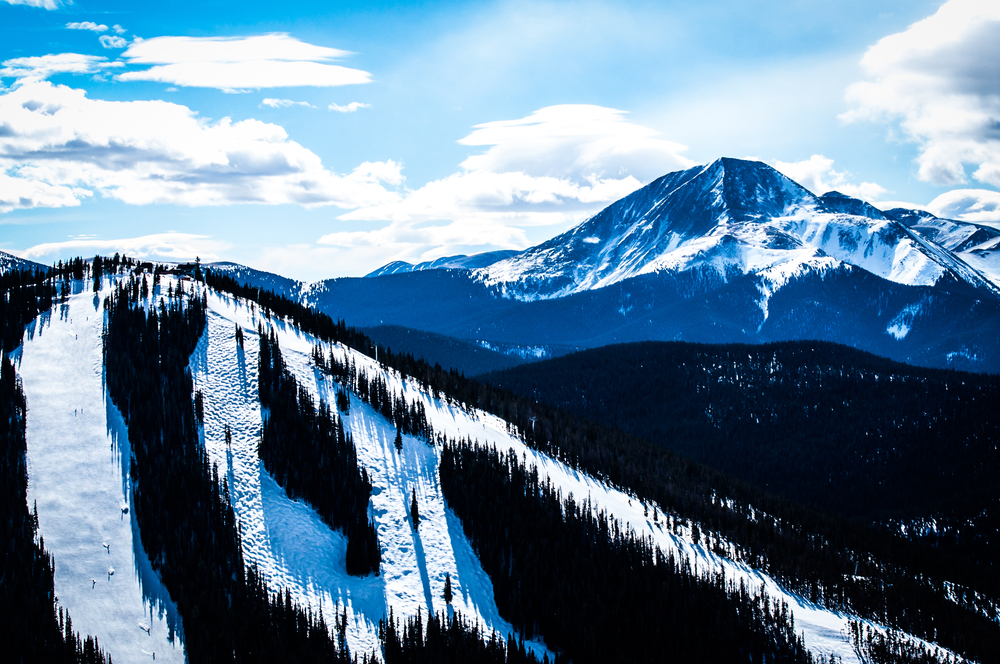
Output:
(843, 0), (1000, 188)
(261, 98), (315, 109)
(329, 101), (370, 113)
(100, 35), (127, 49)
(66, 21), (108, 32)
(0, 53), (121, 83)
(113, 24), (126, 35)
(927, 188), (1000, 223)
(771, 154), (888, 201)
(117, 33), (371, 90)
(0, 80), (402, 211)
(330, 104), (693, 261)
(1, 0), (60, 9)
(18, 232), (230, 264)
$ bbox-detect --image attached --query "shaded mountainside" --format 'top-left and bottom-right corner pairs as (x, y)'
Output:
(478, 339), (1000, 525)
(305, 262), (1000, 374)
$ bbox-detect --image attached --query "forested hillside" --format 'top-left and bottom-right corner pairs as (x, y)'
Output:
(479, 341), (1000, 523)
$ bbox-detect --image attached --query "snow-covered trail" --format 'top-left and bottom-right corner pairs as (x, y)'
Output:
(192, 290), (550, 660)
(18, 282), (184, 664)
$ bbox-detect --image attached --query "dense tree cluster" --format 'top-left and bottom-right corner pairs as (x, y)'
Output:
(847, 621), (966, 664)
(379, 609), (542, 664)
(1, 354), (110, 663)
(259, 329), (381, 576)
(1, 267), (56, 352)
(102, 277), (350, 662)
(440, 438), (815, 664)
(313, 344), (432, 440)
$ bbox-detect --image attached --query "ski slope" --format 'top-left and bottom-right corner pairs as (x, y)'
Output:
(19, 282), (184, 664)
(14, 275), (963, 663)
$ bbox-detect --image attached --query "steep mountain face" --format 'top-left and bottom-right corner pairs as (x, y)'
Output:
(474, 158), (998, 300)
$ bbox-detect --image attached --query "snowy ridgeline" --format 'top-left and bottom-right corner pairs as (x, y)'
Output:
(18, 276), (958, 663)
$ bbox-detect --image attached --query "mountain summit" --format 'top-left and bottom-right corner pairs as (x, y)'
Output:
(474, 158), (998, 300)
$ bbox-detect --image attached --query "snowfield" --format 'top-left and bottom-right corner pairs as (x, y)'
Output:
(14, 275), (963, 663)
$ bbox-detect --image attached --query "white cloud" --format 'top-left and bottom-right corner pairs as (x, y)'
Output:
(459, 104), (692, 182)
(0, 53), (122, 83)
(927, 188), (1000, 223)
(0, 80), (402, 211)
(66, 21), (108, 32)
(772, 154), (888, 201)
(330, 104), (692, 262)
(843, 0), (1000, 188)
(113, 24), (127, 35)
(99, 35), (127, 50)
(329, 101), (370, 113)
(0, 172), (88, 213)
(1, 0), (60, 9)
(261, 98), (315, 109)
(116, 33), (372, 90)
(17, 232), (229, 264)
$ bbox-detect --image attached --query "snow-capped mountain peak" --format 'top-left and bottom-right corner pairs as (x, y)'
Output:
(475, 158), (999, 300)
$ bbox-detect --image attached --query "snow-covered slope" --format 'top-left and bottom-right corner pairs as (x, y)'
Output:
(19, 284), (184, 664)
(15, 274), (965, 662)
(474, 159), (997, 301)
(885, 208), (1000, 289)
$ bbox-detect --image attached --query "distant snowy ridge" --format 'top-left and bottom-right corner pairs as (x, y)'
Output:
(365, 250), (521, 278)
(0, 250), (46, 275)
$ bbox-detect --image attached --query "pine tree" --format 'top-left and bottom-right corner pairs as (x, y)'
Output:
(443, 572), (453, 605)
(410, 489), (419, 529)
(394, 428), (403, 452)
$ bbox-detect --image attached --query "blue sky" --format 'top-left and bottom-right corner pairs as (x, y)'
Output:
(2, 0), (999, 280)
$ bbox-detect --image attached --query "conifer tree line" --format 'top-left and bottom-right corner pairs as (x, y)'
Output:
(102, 276), (351, 662)
(1, 352), (110, 662)
(1, 266), (56, 351)
(847, 621), (966, 664)
(312, 343), (432, 441)
(439, 438), (816, 664)
(378, 608), (542, 664)
(203, 267), (999, 662)
(259, 329), (381, 576)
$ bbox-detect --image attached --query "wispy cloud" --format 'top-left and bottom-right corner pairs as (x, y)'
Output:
(329, 101), (370, 113)
(17, 232), (230, 264)
(66, 21), (108, 32)
(843, 0), (1000, 188)
(116, 33), (372, 90)
(112, 24), (127, 35)
(261, 98), (315, 109)
(0, 53), (122, 83)
(0, 80), (402, 212)
(1, 0), (61, 10)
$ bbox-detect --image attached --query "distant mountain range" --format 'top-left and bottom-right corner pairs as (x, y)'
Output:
(241, 158), (998, 374)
